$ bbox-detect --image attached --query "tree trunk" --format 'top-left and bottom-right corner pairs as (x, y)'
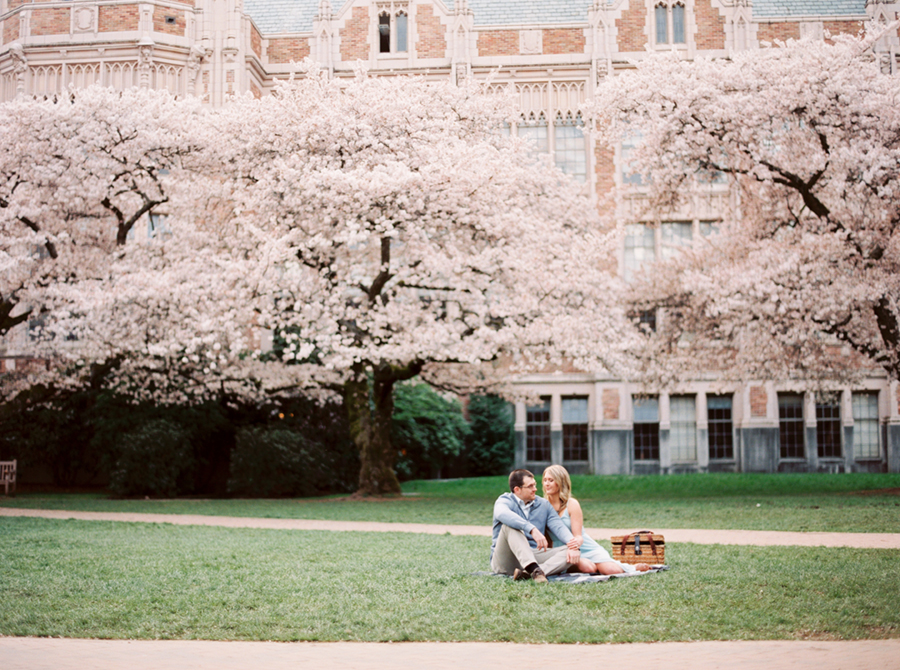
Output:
(345, 367), (401, 496)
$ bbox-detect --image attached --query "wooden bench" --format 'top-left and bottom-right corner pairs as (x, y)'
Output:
(0, 460), (15, 496)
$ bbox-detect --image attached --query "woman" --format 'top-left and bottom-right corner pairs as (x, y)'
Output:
(542, 464), (650, 575)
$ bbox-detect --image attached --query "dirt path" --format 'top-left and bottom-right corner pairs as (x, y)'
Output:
(2, 507), (900, 548)
(2, 637), (899, 670)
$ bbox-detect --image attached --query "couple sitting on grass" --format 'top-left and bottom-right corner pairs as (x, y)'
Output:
(491, 465), (650, 582)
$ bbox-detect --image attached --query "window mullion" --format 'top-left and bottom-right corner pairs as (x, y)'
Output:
(391, 12), (396, 53)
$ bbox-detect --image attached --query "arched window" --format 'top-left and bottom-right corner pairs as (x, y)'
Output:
(396, 12), (408, 52)
(377, 3), (409, 54)
(655, 2), (686, 45)
(379, 12), (391, 53)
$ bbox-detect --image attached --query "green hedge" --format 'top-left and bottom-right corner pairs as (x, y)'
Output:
(108, 419), (195, 497)
(228, 419), (357, 498)
(1, 381), (511, 495)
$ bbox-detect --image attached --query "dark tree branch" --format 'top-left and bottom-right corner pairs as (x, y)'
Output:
(0, 298), (31, 336)
(0, 195), (59, 259)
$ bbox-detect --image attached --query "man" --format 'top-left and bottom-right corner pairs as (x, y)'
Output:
(490, 468), (580, 583)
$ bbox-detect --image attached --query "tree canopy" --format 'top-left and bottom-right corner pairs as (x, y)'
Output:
(0, 86), (203, 339)
(8, 66), (640, 494)
(585, 26), (900, 385)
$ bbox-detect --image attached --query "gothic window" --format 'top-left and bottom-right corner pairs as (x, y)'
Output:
(518, 112), (549, 156)
(396, 12), (408, 52)
(623, 220), (719, 279)
(699, 220), (720, 237)
(379, 13), (391, 52)
(378, 3), (408, 54)
(660, 221), (692, 260)
(512, 83), (587, 185)
(655, 2), (686, 45)
(127, 213), (171, 242)
(620, 131), (644, 185)
(554, 113), (586, 183)
(148, 213), (171, 239)
(623, 223), (655, 282)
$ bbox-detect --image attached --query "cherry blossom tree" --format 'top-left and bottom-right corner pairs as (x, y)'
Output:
(585, 26), (900, 385)
(15, 68), (638, 495)
(203, 66), (638, 494)
(0, 86), (204, 342)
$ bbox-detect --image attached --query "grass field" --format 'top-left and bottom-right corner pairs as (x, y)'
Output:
(3, 473), (899, 642)
(4, 472), (900, 533)
(1, 516), (898, 643)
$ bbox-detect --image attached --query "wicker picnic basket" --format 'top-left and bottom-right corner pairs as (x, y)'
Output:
(610, 530), (665, 565)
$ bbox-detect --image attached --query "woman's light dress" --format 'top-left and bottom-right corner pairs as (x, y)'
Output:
(549, 507), (637, 574)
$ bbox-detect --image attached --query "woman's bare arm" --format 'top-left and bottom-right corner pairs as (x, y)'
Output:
(567, 498), (585, 549)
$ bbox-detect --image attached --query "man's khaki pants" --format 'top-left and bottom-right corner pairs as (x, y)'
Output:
(490, 525), (573, 576)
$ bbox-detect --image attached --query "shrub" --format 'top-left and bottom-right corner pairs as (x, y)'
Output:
(108, 419), (195, 497)
(392, 382), (471, 480)
(464, 395), (514, 476)
(0, 385), (103, 487)
(92, 394), (234, 496)
(228, 398), (358, 497)
(229, 426), (317, 497)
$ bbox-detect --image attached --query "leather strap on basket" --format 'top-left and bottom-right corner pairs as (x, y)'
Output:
(620, 530), (658, 557)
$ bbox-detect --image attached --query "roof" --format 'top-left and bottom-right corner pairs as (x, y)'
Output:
(243, 0), (330, 34)
(242, 0), (871, 36)
(452, 0), (596, 26)
(752, 0), (867, 18)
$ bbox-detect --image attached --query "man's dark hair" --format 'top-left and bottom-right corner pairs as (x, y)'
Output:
(509, 469), (534, 492)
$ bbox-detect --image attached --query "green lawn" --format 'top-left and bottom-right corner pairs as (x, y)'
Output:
(1, 516), (898, 642)
(4, 473), (900, 533)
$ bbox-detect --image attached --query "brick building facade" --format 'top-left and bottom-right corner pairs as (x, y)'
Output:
(2, 0), (900, 474)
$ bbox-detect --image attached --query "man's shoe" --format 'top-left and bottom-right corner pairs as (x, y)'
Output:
(531, 568), (548, 584)
(512, 568), (530, 581)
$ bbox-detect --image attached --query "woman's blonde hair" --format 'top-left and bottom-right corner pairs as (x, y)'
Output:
(542, 464), (572, 508)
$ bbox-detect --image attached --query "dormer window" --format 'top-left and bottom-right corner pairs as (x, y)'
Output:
(655, 2), (686, 45)
(378, 3), (408, 54)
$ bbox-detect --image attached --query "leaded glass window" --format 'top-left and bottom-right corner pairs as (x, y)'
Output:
(562, 397), (589, 461)
(661, 221), (692, 260)
(526, 398), (551, 462)
(395, 12), (408, 52)
(554, 113), (586, 183)
(707, 395), (734, 460)
(634, 397), (660, 461)
(852, 392), (880, 459)
(624, 224), (655, 282)
(519, 113), (549, 156)
(655, 2), (686, 45)
(816, 396), (842, 459)
(672, 3), (686, 43)
(669, 395), (697, 462)
(779, 393), (804, 459)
